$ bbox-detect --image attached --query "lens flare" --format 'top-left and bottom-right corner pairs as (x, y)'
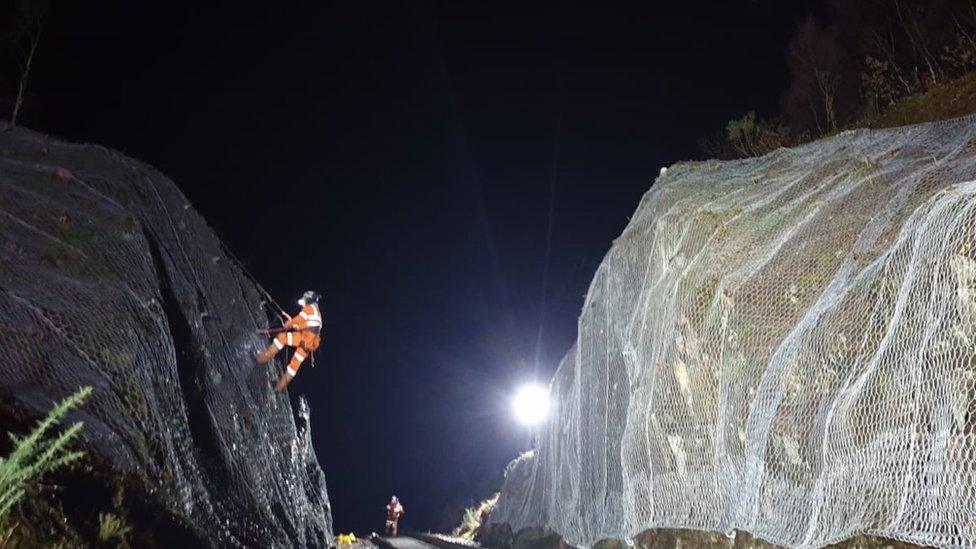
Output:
(512, 383), (551, 426)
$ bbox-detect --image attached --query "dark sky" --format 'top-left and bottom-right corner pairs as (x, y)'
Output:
(9, 0), (822, 534)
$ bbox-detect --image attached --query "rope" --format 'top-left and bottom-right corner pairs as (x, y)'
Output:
(217, 240), (291, 322)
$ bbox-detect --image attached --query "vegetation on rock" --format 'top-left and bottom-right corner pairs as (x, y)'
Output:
(0, 386), (89, 520)
(706, 0), (976, 158)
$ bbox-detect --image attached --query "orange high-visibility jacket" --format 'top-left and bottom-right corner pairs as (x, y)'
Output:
(274, 303), (322, 380)
(283, 303), (323, 332)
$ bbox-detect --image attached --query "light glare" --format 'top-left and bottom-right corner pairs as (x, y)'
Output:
(512, 384), (551, 426)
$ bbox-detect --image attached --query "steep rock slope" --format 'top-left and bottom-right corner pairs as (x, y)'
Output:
(490, 115), (976, 548)
(0, 126), (332, 546)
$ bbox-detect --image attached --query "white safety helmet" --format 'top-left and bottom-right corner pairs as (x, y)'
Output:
(298, 290), (321, 306)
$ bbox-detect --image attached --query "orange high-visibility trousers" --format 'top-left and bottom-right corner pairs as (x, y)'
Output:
(257, 330), (319, 359)
(256, 329), (320, 378)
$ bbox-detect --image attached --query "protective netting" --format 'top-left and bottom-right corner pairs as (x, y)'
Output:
(0, 126), (332, 547)
(491, 115), (976, 548)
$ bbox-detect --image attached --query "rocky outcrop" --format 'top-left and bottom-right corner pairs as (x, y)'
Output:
(0, 125), (332, 546)
(490, 115), (976, 548)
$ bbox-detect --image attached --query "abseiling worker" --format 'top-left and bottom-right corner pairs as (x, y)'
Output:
(255, 290), (323, 391)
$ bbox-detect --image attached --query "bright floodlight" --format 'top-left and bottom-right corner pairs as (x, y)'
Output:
(512, 383), (551, 426)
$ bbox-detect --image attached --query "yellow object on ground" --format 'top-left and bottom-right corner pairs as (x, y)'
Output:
(335, 533), (358, 545)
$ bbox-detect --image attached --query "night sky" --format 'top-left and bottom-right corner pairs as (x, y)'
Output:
(11, 1), (823, 534)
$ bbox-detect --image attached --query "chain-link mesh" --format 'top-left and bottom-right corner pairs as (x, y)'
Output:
(491, 115), (976, 548)
(0, 126), (332, 547)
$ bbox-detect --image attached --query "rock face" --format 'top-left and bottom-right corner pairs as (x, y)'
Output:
(0, 126), (332, 546)
(490, 115), (976, 548)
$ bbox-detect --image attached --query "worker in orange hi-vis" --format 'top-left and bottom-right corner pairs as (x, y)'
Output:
(255, 290), (323, 391)
(385, 495), (404, 536)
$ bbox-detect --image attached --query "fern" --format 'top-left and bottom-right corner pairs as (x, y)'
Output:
(0, 386), (91, 519)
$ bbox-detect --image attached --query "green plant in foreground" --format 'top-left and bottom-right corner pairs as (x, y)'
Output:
(453, 493), (499, 541)
(98, 512), (131, 546)
(0, 386), (91, 520)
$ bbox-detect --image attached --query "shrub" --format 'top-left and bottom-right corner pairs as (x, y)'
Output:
(725, 112), (792, 158)
(942, 31), (976, 73)
(861, 56), (901, 116)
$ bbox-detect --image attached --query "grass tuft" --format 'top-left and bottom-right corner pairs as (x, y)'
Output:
(97, 512), (132, 547)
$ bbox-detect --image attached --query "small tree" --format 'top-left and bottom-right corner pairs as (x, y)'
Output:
(784, 16), (847, 135)
(0, 386), (90, 519)
(6, 0), (48, 126)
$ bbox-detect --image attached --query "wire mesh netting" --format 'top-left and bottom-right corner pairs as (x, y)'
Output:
(0, 126), (332, 546)
(491, 115), (976, 548)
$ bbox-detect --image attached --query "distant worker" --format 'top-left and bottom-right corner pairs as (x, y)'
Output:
(385, 495), (404, 536)
(255, 290), (323, 391)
